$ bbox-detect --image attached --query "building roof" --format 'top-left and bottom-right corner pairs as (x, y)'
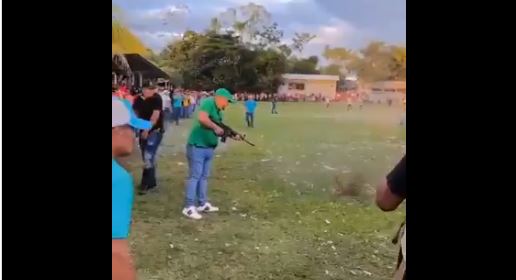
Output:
(282, 74), (340, 81)
(123, 53), (169, 79)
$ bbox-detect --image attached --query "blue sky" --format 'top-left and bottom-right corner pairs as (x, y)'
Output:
(113, 0), (405, 59)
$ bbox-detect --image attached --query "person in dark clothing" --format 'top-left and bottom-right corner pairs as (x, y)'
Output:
(271, 96), (278, 114)
(376, 155), (406, 280)
(132, 83), (164, 194)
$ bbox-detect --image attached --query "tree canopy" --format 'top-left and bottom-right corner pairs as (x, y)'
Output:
(321, 42), (406, 82)
(112, 5), (150, 56)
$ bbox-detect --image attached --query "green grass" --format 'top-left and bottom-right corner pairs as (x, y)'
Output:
(125, 102), (406, 280)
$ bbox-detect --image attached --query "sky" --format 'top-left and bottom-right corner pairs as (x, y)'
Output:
(113, 0), (405, 60)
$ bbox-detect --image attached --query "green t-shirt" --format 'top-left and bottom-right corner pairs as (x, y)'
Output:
(187, 97), (223, 148)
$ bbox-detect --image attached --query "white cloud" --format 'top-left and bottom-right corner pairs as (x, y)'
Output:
(224, 0), (306, 6)
(281, 18), (370, 65)
(118, 0), (369, 56)
(134, 31), (183, 51)
(310, 18), (356, 45)
(141, 4), (190, 21)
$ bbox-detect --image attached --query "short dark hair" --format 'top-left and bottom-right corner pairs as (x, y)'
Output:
(142, 81), (157, 90)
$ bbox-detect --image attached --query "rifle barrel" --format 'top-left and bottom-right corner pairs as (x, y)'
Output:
(243, 138), (255, 146)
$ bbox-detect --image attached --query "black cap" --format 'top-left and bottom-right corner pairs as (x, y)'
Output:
(142, 80), (157, 89)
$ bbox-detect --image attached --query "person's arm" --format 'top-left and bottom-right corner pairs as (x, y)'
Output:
(141, 97), (162, 139)
(150, 96), (162, 126)
(198, 111), (224, 135)
(376, 155), (406, 211)
(112, 239), (136, 280)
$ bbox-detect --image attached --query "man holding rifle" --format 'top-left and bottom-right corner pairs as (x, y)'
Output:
(182, 88), (242, 219)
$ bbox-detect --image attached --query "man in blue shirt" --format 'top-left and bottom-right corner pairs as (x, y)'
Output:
(112, 98), (152, 280)
(172, 91), (184, 125)
(244, 94), (258, 128)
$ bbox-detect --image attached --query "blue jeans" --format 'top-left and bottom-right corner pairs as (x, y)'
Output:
(139, 130), (163, 189)
(185, 105), (193, 118)
(184, 145), (215, 207)
(172, 107), (181, 125)
(245, 112), (254, 127)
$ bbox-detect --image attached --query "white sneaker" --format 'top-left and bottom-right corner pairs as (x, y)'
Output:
(182, 206), (203, 220)
(197, 202), (219, 213)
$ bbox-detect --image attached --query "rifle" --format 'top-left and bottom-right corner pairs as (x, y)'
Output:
(212, 120), (255, 146)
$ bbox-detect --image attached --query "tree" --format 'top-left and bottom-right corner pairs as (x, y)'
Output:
(389, 45), (406, 80)
(323, 46), (354, 62)
(254, 49), (287, 93)
(253, 22), (283, 49)
(291, 32), (316, 54)
(278, 44), (292, 57)
(112, 5), (149, 56)
(320, 64), (342, 75)
(346, 41), (406, 82)
(288, 56), (319, 74)
(161, 28), (287, 92)
(215, 3), (272, 45)
(322, 45), (357, 74)
(209, 17), (222, 33)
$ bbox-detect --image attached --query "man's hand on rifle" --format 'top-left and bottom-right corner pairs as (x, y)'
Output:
(198, 111), (224, 136)
(231, 134), (243, 141)
(214, 126), (224, 136)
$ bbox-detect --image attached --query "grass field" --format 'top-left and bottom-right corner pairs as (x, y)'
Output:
(124, 101), (406, 280)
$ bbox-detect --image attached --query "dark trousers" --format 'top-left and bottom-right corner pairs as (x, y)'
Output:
(271, 103), (278, 114)
(139, 130), (163, 190)
(172, 107), (181, 125)
(245, 112), (254, 127)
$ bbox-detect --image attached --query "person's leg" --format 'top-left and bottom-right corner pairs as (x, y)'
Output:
(245, 112), (251, 127)
(174, 108), (180, 125)
(112, 239), (136, 280)
(197, 148), (215, 207)
(141, 131), (163, 191)
(139, 135), (149, 190)
(185, 145), (204, 208)
(250, 112), (254, 127)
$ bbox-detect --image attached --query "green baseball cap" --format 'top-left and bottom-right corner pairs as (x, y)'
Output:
(215, 88), (236, 103)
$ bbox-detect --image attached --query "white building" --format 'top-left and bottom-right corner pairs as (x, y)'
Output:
(277, 74), (340, 100)
(364, 81), (406, 104)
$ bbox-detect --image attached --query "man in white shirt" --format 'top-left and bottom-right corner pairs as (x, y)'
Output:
(190, 94), (197, 114)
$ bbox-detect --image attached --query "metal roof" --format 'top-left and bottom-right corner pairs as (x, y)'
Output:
(282, 74), (340, 81)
